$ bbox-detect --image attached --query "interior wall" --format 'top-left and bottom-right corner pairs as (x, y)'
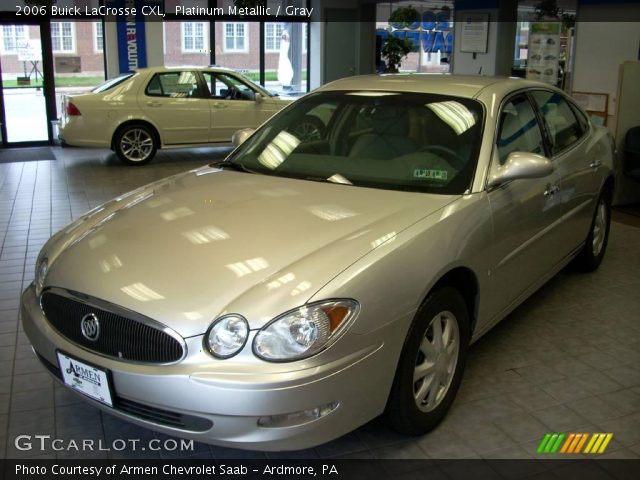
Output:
(572, 16), (640, 133)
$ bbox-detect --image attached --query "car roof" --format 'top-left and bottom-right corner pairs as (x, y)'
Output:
(134, 66), (237, 74)
(316, 74), (553, 99)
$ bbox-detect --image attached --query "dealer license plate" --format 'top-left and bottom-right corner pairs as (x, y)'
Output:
(57, 352), (113, 407)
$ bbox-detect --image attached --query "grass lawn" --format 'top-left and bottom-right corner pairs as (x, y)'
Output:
(244, 70), (308, 82)
(2, 75), (105, 89)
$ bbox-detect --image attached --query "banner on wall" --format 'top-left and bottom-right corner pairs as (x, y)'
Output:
(526, 22), (561, 86)
(109, 0), (149, 73)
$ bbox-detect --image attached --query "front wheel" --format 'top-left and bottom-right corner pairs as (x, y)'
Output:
(385, 286), (470, 435)
(572, 188), (611, 272)
(114, 124), (158, 166)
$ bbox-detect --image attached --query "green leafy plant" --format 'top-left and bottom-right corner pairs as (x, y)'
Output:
(388, 5), (420, 28)
(381, 35), (414, 73)
(535, 0), (575, 30)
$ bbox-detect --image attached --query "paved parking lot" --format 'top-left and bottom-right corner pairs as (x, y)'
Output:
(1, 146), (639, 459)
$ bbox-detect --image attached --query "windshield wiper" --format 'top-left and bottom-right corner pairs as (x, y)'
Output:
(211, 160), (252, 173)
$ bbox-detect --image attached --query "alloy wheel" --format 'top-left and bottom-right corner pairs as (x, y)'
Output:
(120, 128), (154, 162)
(592, 199), (607, 257)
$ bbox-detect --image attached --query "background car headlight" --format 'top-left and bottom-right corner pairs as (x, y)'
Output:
(253, 299), (359, 362)
(204, 314), (249, 358)
(35, 256), (48, 296)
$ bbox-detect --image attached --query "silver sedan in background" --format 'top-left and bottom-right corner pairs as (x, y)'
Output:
(22, 75), (614, 450)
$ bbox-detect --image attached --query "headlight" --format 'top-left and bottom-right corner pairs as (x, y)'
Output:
(35, 256), (48, 296)
(253, 299), (359, 362)
(204, 314), (249, 359)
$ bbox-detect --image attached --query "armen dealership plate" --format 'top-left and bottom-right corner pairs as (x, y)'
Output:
(57, 351), (113, 407)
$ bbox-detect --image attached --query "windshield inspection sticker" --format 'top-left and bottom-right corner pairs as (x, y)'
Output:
(413, 169), (448, 181)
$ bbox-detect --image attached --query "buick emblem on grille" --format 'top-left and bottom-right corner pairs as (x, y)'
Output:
(80, 313), (100, 342)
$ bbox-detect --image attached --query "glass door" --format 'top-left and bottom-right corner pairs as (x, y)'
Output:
(0, 22), (49, 144)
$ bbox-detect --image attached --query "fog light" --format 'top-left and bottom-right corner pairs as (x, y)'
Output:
(257, 402), (339, 428)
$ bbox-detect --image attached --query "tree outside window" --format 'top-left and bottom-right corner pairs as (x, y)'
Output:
(52, 22), (75, 53)
(224, 23), (247, 53)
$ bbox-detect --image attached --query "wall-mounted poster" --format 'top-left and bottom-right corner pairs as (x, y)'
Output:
(460, 13), (489, 53)
(526, 22), (561, 86)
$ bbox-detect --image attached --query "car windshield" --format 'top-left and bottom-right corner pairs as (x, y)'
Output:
(91, 73), (134, 93)
(226, 91), (484, 194)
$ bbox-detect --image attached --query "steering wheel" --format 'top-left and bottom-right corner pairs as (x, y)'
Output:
(421, 145), (466, 171)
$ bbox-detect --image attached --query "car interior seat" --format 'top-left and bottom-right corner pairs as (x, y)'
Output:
(349, 105), (418, 160)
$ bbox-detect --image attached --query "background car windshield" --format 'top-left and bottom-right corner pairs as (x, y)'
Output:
(230, 91), (483, 194)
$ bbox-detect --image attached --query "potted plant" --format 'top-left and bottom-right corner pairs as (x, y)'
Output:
(381, 6), (418, 73)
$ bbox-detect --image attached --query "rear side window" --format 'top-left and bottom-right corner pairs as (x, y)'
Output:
(145, 71), (199, 98)
(497, 95), (546, 164)
(530, 91), (585, 155)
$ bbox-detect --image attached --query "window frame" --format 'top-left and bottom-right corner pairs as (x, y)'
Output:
(1, 25), (27, 55)
(93, 21), (103, 53)
(51, 21), (76, 54)
(223, 22), (248, 53)
(181, 21), (206, 53)
(264, 22), (283, 53)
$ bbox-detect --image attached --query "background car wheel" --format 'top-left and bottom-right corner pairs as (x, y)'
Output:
(572, 187), (612, 272)
(385, 286), (470, 435)
(291, 115), (325, 141)
(114, 124), (158, 166)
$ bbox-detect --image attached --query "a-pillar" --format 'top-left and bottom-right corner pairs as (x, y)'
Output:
(452, 0), (518, 76)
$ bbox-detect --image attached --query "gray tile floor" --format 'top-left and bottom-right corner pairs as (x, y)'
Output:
(1, 147), (639, 460)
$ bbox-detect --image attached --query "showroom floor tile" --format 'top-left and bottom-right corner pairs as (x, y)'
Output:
(0, 147), (639, 459)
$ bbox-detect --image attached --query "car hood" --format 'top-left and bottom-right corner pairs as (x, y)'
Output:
(45, 166), (456, 337)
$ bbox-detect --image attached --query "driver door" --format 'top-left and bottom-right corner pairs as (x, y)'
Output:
(201, 72), (273, 142)
(487, 93), (565, 315)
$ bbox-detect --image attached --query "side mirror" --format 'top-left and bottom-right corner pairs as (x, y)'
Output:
(232, 128), (255, 148)
(254, 92), (264, 103)
(487, 152), (554, 188)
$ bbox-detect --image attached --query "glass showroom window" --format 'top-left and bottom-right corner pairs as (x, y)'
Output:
(183, 22), (205, 53)
(224, 22), (248, 53)
(51, 22), (75, 53)
(1, 25), (26, 54)
(94, 21), (103, 53)
(265, 23), (283, 53)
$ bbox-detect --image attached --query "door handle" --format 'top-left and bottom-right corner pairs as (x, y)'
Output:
(589, 159), (602, 169)
(212, 103), (227, 109)
(544, 185), (560, 197)
(146, 101), (162, 107)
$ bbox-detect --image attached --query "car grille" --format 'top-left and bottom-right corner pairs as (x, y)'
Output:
(40, 290), (184, 364)
(34, 351), (213, 432)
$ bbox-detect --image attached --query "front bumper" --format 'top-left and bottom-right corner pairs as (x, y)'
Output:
(20, 284), (396, 451)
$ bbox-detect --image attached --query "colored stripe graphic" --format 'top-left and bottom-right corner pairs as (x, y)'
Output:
(539, 433), (613, 454)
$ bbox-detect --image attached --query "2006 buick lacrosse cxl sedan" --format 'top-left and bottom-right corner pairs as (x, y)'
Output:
(22, 74), (614, 451)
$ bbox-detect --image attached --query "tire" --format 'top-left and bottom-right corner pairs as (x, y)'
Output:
(572, 187), (612, 272)
(114, 124), (158, 166)
(291, 115), (325, 141)
(385, 286), (470, 435)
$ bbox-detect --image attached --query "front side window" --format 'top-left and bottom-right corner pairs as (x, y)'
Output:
(202, 72), (257, 101)
(182, 22), (205, 53)
(225, 91), (484, 195)
(530, 90), (585, 155)
(145, 71), (199, 98)
(497, 95), (545, 164)
(51, 22), (74, 53)
(1, 25), (26, 54)
(224, 22), (247, 52)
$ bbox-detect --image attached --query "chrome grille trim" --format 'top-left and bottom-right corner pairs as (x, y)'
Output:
(40, 287), (187, 364)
